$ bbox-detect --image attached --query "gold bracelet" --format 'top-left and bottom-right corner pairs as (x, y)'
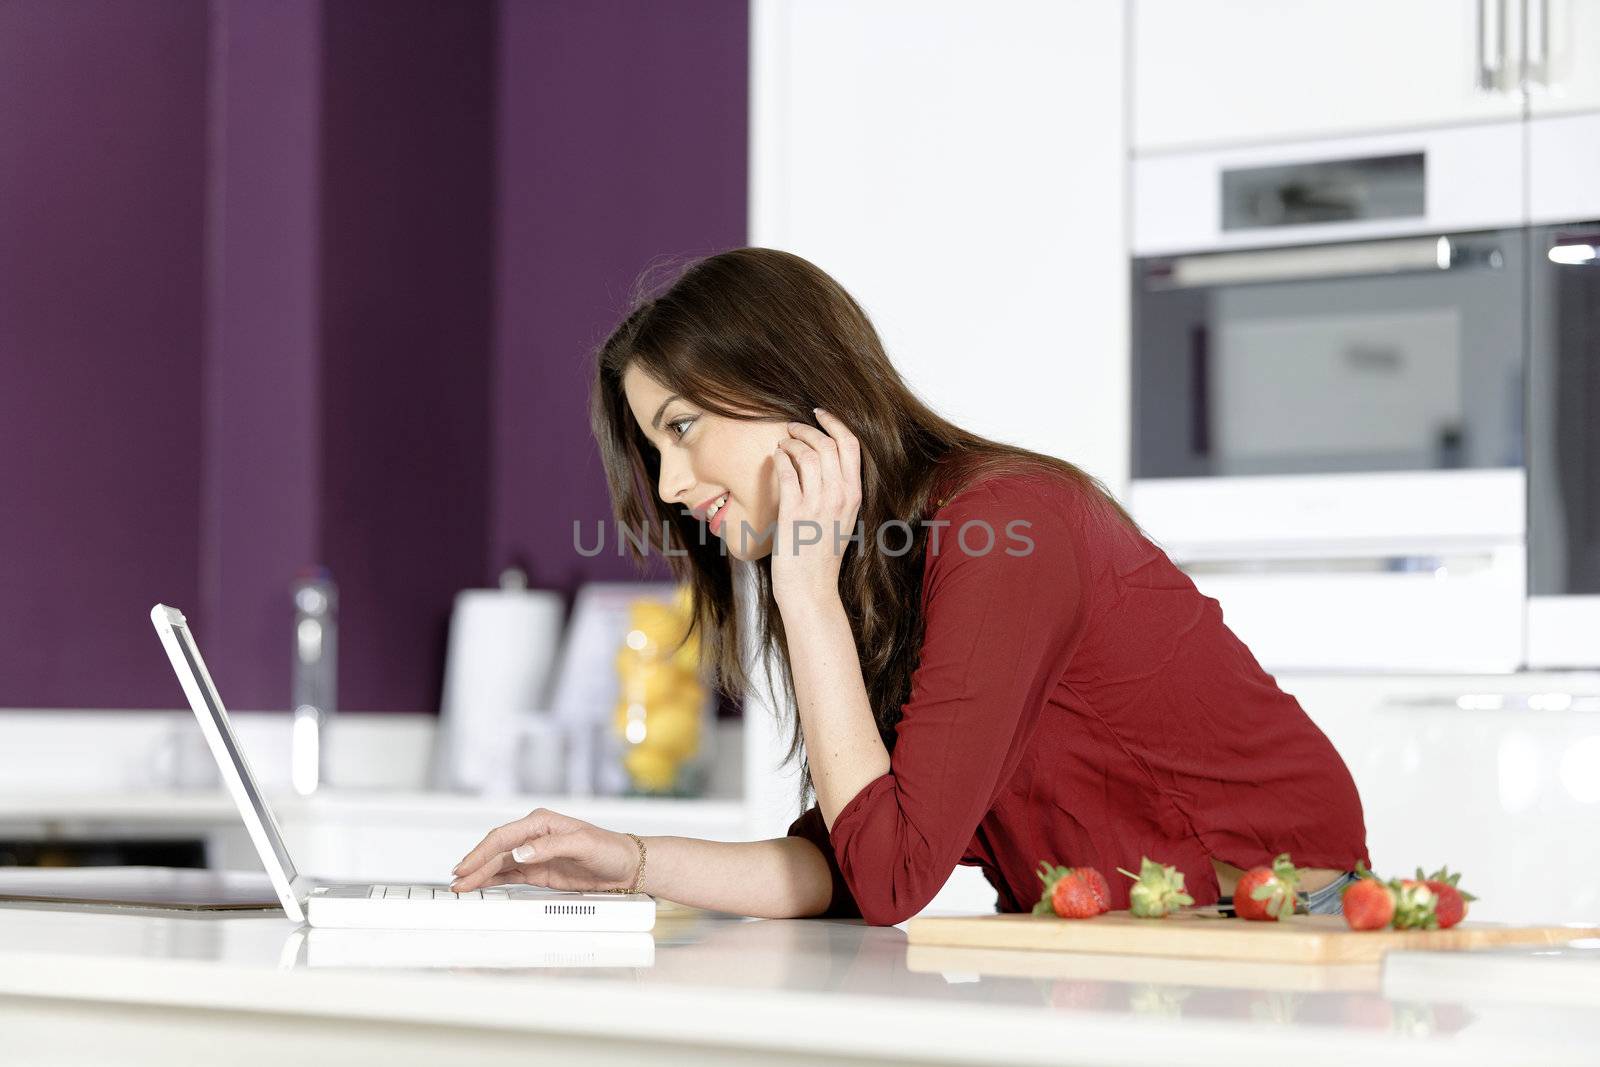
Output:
(611, 832), (646, 895)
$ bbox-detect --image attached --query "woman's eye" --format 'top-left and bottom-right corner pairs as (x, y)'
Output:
(667, 416), (695, 439)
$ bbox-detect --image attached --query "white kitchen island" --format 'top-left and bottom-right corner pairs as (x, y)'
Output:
(0, 900), (1594, 1066)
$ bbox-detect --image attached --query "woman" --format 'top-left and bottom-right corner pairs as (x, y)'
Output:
(452, 247), (1370, 924)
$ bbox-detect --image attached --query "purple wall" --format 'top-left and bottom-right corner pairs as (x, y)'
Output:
(2, 0), (747, 713)
(318, 1), (496, 712)
(0, 2), (209, 707)
(202, 0), (323, 709)
(492, 0), (750, 591)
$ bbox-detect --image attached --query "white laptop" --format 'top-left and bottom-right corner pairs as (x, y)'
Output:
(150, 603), (656, 932)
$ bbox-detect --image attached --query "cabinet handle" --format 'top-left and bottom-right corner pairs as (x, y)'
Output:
(1477, 0), (1509, 91)
(1525, 0), (1550, 89)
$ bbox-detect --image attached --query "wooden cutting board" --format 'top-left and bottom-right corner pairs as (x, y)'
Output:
(904, 910), (1595, 965)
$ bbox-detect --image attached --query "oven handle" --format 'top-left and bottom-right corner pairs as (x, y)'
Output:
(1546, 231), (1600, 267)
(1189, 324), (1210, 457)
(1149, 235), (1503, 290)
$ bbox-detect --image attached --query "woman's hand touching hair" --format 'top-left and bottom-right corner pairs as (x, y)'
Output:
(771, 408), (863, 611)
(450, 808), (638, 894)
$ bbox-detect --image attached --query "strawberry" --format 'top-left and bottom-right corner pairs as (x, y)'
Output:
(1032, 861), (1111, 919)
(1389, 878), (1440, 930)
(1413, 866), (1475, 929)
(1341, 876), (1396, 930)
(1116, 857), (1195, 918)
(1232, 852), (1305, 921)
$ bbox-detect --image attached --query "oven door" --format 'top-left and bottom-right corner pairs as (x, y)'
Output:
(1131, 227), (1525, 481)
(1129, 228), (1528, 673)
(1527, 221), (1600, 668)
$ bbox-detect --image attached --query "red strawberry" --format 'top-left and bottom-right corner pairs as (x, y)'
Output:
(1116, 857), (1195, 918)
(1341, 876), (1396, 930)
(1390, 878), (1441, 930)
(1414, 866), (1475, 929)
(1233, 852), (1305, 921)
(1032, 861), (1111, 919)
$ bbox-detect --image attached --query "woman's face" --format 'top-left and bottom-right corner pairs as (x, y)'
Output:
(622, 364), (788, 560)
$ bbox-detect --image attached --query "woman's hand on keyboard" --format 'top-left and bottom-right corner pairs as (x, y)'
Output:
(449, 808), (636, 894)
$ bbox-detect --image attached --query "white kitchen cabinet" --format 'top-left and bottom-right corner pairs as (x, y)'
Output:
(746, 2), (1128, 912)
(1133, 0), (1524, 153)
(1526, 0), (1600, 115)
(750, 0), (1130, 495)
(1286, 670), (1600, 925)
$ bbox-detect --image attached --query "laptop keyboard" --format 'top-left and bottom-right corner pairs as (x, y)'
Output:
(367, 884), (509, 901)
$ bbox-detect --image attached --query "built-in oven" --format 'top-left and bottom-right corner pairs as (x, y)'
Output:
(1528, 219), (1600, 667)
(1129, 117), (1600, 672)
(1134, 225), (1526, 481)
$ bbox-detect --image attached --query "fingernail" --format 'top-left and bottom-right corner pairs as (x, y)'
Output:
(451, 863), (462, 875)
(813, 407), (825, 416)
(512, 843), (535, 863)
(449, 880), (461, 891)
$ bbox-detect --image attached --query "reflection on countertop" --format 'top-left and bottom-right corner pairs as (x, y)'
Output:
(1, 900), (1596, 1064)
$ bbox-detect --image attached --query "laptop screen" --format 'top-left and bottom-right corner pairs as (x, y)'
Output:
(165, 615), (300, 887)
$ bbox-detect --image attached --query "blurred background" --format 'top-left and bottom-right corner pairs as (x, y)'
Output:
(2, 0), (1599, 921)
(0, 0), (744, 716)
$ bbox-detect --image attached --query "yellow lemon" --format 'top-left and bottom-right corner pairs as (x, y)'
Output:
(669, 633), (703, 674)
(636, 701), (701, 761)
(615, 644), (695, 677)
(630, 601), (687, 638)
(613, 698), (701, 758)
(616, 659), (693, 705)
(623, 746), (679, 792)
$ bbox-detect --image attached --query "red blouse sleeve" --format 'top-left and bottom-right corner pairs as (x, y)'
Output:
(809, 475), (1090, 925)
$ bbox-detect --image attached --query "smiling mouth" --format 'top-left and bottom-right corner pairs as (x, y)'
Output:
(706, 493), (730, 530)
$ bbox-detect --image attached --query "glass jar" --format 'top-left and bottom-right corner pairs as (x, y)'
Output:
(608, 585), (714, 797)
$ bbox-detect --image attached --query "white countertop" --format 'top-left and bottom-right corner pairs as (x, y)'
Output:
(0, 900), (1595, 1065)
(0, 788), (747, 830)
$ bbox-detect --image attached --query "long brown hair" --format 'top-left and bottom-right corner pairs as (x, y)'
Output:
(589, 247), (1137, 808)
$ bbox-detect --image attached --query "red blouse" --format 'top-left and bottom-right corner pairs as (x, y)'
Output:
(787, 469), (1369, 926)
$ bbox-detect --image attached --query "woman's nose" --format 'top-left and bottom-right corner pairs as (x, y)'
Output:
(658, 455), (695, 505)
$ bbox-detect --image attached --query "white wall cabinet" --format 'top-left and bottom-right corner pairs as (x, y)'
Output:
(1134, 0), (1525, 153)
(750, 0), (1130, 495)
(1526, 0), (1600, 115)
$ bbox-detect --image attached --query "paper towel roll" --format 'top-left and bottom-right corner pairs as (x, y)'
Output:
(434, 586), (565, 793)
